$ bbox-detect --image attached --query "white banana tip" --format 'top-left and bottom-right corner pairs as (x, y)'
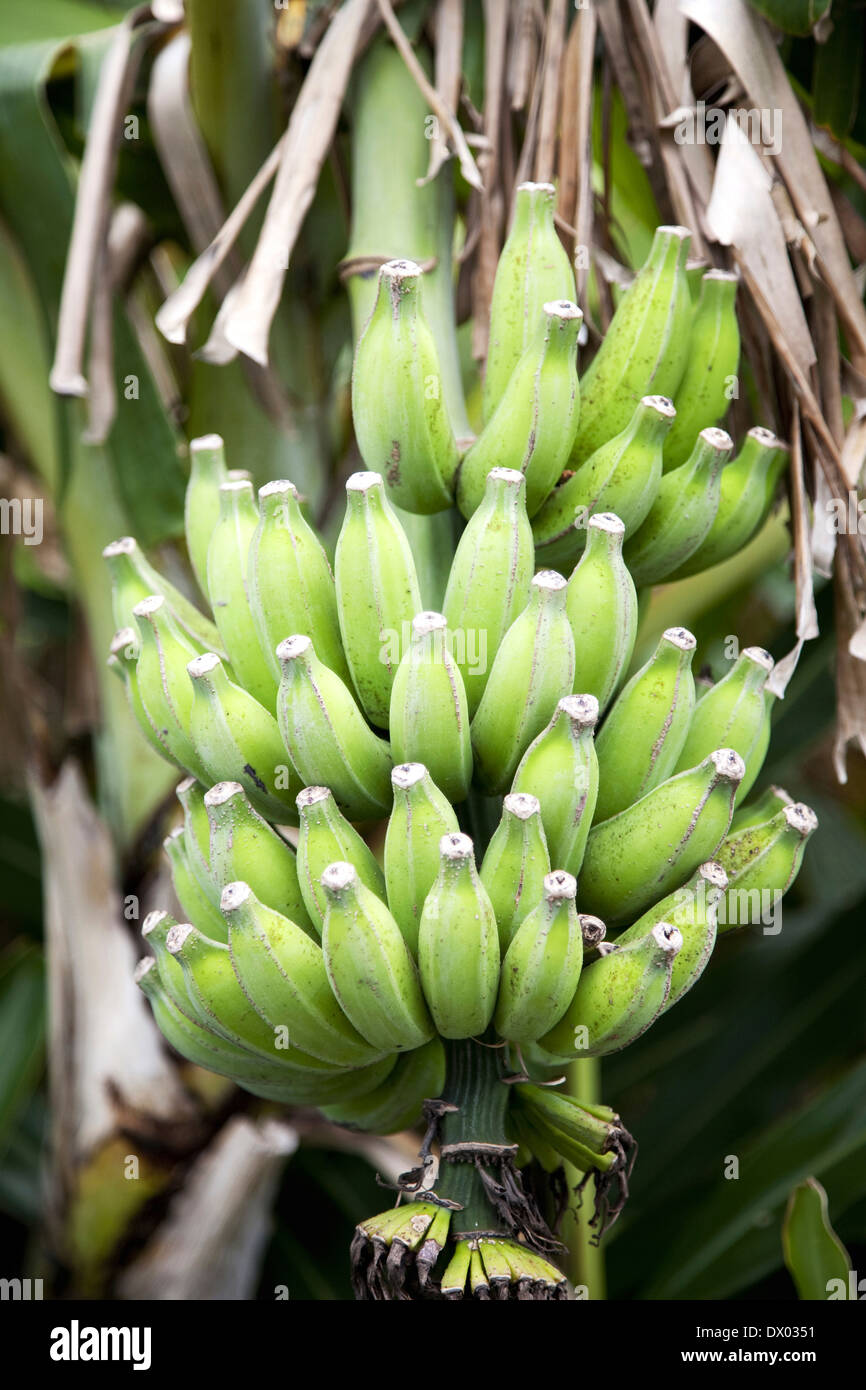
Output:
(543, 870), (577, 901)
(259, 478), (299, 500)
(662, 626), (697, 651)
(346, 470), (384, 493)
(439, 831), (474, 861)
(142, 910), (168, 937)
(785, 803), (818, 836)
(205, 781), (245, 808)
(710, 748), (746, 783)
(588, 512), (626, 535)
(559, 693), (600, 728)
(276, 634), (312, 664)
(381, 258), (423, 280)
(220, 881), (252, 912)
(504, 791), (541, 820)
(651, 921), (683, 955)
(517, 180), (555, 195)
(163, 828), (183, 850)
(102, 536), (137, 558)
(412, 612), (448, 637)
(749, 426), (788, 452)
(703, 269), (738, 283)
(176, 775), (198, 797)
(219, 478), (254, 495)
(187, 651), (221, 678)
(700, 426), (734, 451)
(543, 299), (583, 321)
(391, 763), (428, 790)
(656, 224), (691, 240)
(641, 394), (677, 418)
(700, 861), (729, 890)
(132, 593), (165, 619)
(190, 432), (224, 453)
(533, 570), (568, 593)
(296, 785), (332, 808)
(321, 861), (358, 892)
(579, 914), (607, 947)
(109, 627), (136, 656)
(134, 957), (156, 985)
(166, 923), (194, 954)
(742, 646), (774, 672)
(486, 467), (525, 489)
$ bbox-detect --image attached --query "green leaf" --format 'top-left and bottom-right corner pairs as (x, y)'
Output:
(0, 945), (45, 1150)
(782, 1177), (851, 1300)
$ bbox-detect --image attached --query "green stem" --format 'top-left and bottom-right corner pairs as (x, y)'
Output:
(436, 1038), (510, 1235)
(565, 1057), (606, 1299)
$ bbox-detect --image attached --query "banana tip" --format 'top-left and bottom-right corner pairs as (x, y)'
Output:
(439, 831), (474, 861)
(503, 791), (541, 820)
(785, 803), (818, 836)
(220, 880), (251, 913)
(204, 780), (245, 808)
(392, 763), (428, 790)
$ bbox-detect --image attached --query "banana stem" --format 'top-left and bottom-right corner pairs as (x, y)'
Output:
(436, 1038), (509, 1233)
(565, 1057), (606, 1300)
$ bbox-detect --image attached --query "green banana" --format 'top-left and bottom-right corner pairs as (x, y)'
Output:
(511, 694), (599, 877)
(176, 775), (218, 903)
(483, 181), (576, 423)
(187, 651), (301, 822)
(248, 479), (350, 685)
(389, 611), (472, 803)
(715, 801), (818, 935)
(163, 828), (228, 942)
(205, 780), (313, 932)
(673, 646), (774, 803)
(539, 921), (682, 1059)
(515, 1084), (624, 1159)
(295, 785), (387, 937)
(132, 596), (209, 782)
(458, 299), (582, 519)
(142, 908), (195, 1013)
(276, 635), (392, 821)
(480, 792), (550, 951)
(417, 832), (500, 1039)
(206, 479), (276, 709)
(441, 467), (534, 715)
(495, 870), (583, 1045)
(663, 270), (739, 471)
(320, 861), (433, 1052)
(185, 432), (228, 597)
(221, 880), (383, 1066)
(730, 783), (792, 833)
(334, 471), (422, 726)
(579, 749), (745, 925)
(108, 627), (168, 760)
(322, 1036), (446, 1133)
(566, 512), (638, 711)
(383, 763), (459, 955)
(615, 859), (729, 1011)
(665, 428), (789, 579)
(103, 534), (222, 654)
(570, 223), (692, 464)
(351, 259), (459, 514)
(624, 427), (734, 587)
(594, 626), (697, 824)
(533, 394), (676, 572)
(470, 571), (576, 795)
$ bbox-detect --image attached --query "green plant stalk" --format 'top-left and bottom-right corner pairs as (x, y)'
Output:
(436, 1038), (510, 1235)
(565, 1057), (606, 1299)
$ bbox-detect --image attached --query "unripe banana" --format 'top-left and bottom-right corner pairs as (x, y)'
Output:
(511, 694), (599, 878)
(163, 828), (228, 942)
(442, 467), (534, 715)
(673, 646), (774, 804)
(663, 271), (739, 471)
(483, 182), (576, 423)
(665, 428), (790, 580)
(514, 1084), (625, 1163)
(471, 571), (576, 795)
(594, 626), (697, 824)
(730, 783), (792, 833)
(580, 749), (745, 925)
(142, 908), (195, 1013)
(220, 880), (382, 1067)
(248, 479), (350, 685)
(205, 781), (313, 932)
(615, 860), (728, 1011)
(321, 861), (433, 1052)
(351, 260), (459, 514)
(133, 596), (209, 782)
(383, 763), (459, 955)
(322, 1036), (446, 1134)
(539, 921), (682, 1059)
(389, 612), (472, 802)
(295, 785), (387, 937)
(566, 513), (638, 711)
(185, 433), (228, 597)
(176, 775), (218, 902)
(715, 801), (817, 935)
(533, 395), (676, 572)
(417, 832), (500, 1039)
(458, 299), (582, 519)
(103, 535), (222, 654)
(480, 792), (550, 951)
(108, 628), (168, 760)
(207, 480), (276, 709)
(624, 427), (734, 587)
(495, 869), (583, 1045)
(187, 651), (301, 822)
(276, 635), (392, 821)
(570, 224), (692, 464)
(334, 471), (422, 726)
